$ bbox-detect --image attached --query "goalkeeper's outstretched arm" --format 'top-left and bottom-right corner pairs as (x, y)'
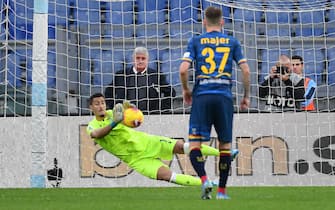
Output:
(90, 103), (124, 138)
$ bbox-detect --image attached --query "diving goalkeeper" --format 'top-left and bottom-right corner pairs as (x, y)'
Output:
(87, 93), (222, 186)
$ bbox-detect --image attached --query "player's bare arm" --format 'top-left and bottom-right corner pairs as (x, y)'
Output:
(90, 125), (113, 139)
(239, 62), (251, 110)
(179, 61), (192, 105)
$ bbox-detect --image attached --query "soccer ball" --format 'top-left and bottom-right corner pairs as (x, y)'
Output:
(122, 107), (144, 128)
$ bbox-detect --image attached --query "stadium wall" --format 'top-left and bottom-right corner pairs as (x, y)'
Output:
(0, 113), (334, 188)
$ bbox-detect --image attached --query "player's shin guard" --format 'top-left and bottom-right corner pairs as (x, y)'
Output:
(169, 172), (202, 186)
(183, 143), (219, 156)
(189, 148), (207, 179)
(218, 150), (232, 192)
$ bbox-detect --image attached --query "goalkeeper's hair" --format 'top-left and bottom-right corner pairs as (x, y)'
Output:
(89, 93), (105, 105)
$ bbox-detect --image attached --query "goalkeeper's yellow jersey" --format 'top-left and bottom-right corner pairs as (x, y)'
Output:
(86, 110), (150, 163)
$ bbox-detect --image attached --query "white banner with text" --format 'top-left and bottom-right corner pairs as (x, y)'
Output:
(0, 112), (334, 188)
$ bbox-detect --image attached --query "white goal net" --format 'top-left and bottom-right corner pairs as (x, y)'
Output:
(0, 0), (334, 188)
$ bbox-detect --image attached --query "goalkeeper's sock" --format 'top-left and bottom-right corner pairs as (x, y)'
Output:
(170, 173), (202, 186)
(189, 148), (206, 178)
(218, 150), (232, 189)
(183, 143), (219, 156)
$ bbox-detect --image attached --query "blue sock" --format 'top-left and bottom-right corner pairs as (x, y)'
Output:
(189, 148), (206, 178)
(219, 150), (231, 188)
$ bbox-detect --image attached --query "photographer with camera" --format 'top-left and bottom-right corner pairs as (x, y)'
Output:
(259, 54), (305, 112)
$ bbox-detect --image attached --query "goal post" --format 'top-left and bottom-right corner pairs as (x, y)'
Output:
(31, 0), (48, 188)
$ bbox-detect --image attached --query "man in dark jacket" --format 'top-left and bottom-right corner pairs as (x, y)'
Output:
(105, 47), (176, 114)
(259, 54), (305, 112)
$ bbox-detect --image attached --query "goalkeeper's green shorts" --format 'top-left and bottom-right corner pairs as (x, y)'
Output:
(129, 135), (177, 179)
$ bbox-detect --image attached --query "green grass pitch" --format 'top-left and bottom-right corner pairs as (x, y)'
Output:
(0, 186), (334, 210)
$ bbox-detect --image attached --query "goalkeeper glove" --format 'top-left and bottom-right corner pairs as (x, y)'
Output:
(122, 100), (137, 109)
(111, 103), (124, 128)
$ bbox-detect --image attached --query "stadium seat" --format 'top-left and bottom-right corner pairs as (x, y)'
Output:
(111, 49), (125, 73)
(233, 8), (263, 23)
(169, 0), (200, 38)
(296, 11), (326, 37)
(293, 49), (325, 84)
(233, 8), (264, 36)
(70, 0), (104, 38)
(103, 1), (134, 38)
(265, 1), (295, 10)
(101, 50), (114, 86)
(326, 48), (335, 61)
(137, 0), (166, 12)
(169, 0), (199, 23)
(48, 50), (56, 88)
(7, 53), (23, 88)
(7, 0), (34, 40)
(259, 62), (270, 83)
(328, 61), (335, 85)
(326, 8), (335, 36)
(48, 0), (69, 26)
(15, 49), (33, 86)
(48, 0), (73, 39)
(148, 49), (158, 70)
(73, 0), (102, 25)
(264, 11), (293, 37)
(88, 49), (127, 86)
(136, 0), (166, 37)
(160, 49), (182, 85)
(0, 23), (5, 40)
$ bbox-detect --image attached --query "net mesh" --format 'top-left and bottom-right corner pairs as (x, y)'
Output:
(1, 0), (334, 116)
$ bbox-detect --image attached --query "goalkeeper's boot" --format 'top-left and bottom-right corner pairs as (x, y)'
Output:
(216, 192), (230, 200)
(201, 180), (213, 200)
(231, 149), (239, 161)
